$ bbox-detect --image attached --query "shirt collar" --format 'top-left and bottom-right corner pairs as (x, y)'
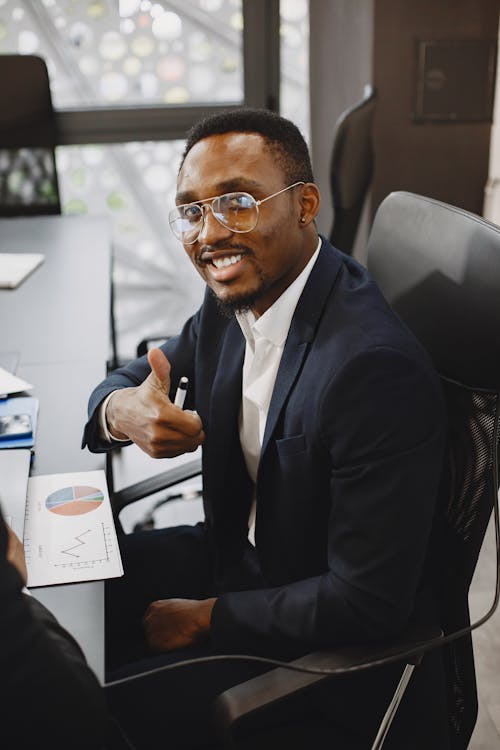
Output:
(236, 237), (322, 349)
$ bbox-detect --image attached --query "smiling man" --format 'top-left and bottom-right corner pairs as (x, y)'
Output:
(83, 109), (450, 749)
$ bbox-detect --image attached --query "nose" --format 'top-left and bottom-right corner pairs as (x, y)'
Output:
(196, 204), (233, 245)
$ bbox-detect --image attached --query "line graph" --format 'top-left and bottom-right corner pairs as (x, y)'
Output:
(54, 522), (113, 569)
(61, 529), (92, 557)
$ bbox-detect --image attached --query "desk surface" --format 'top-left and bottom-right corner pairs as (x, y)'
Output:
(0, 215), (110, 366)
(0, 215), (111, 681)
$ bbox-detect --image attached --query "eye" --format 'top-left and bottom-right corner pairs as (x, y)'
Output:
(180, 203), (203, 223)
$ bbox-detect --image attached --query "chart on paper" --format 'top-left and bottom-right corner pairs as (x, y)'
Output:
(46, 485), (104, 516)
(53, 522), (116, 570)
(24, 470), (123, 587)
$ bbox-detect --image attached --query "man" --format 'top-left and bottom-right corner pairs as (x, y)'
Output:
(1, 513), (107, 748)
(84, 109), (449, 748)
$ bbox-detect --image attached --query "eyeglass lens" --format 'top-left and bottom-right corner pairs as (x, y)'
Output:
(169, 192), (258, 243)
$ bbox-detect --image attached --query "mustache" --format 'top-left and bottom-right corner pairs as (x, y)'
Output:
(197, 241), (253, 265)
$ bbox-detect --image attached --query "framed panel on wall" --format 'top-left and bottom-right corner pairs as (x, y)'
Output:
(414, 39), (497, 122)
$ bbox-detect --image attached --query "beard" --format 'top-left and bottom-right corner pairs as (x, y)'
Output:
(196, 240), (272, 317)
(209, 272), (272, 318)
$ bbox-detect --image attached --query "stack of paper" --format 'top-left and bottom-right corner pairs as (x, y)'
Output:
(0, 352), (20, 374)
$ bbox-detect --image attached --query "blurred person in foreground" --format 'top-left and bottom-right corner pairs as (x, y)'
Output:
(1, 512), (107, 748)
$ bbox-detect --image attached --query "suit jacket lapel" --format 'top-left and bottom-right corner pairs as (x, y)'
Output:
(208, 318), (245, 490)
(261, 239), (342, 456)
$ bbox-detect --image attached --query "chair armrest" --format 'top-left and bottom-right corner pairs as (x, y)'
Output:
(212, 623), (442, 740)
(111, 456), (202, 516)
(136, 335), (169, 358)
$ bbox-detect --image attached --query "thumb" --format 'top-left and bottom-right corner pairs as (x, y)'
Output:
(147, 348), (171, 396)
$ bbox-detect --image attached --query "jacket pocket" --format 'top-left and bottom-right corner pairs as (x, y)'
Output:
(275, 433), (307, 457)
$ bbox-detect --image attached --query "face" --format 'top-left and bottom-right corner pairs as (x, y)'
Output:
(175, 132), (319, 317)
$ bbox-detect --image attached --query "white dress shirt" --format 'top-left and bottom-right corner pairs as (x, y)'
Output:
(237, 239), (321, 543)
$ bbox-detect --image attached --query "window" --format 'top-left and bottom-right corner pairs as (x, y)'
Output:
(1, 0), (309, 357)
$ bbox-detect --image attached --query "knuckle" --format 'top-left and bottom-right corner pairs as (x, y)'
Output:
(147, 441), (161, 458)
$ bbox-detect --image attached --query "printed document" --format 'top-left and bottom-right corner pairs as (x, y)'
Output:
(24, 470), (123, 587)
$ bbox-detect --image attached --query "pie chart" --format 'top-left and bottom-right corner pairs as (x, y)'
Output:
(45, 486), (104, 516)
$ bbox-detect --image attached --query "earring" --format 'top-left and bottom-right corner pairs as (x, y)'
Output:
(300, 216), (306, 224)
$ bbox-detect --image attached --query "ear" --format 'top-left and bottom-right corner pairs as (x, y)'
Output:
(298, 182), (321, 226)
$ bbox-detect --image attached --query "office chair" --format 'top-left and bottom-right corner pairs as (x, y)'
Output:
(0, 54), (61, 216)
(107, 192), (500, 749)
(329, 84), (376, 255)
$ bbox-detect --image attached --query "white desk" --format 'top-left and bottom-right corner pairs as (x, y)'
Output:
(0, 215), (111, 681)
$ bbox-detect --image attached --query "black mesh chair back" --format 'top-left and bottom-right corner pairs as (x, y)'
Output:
(0, 54), (61, 216)
(329, 84), (376, 255)
(367, 191), (500, 749)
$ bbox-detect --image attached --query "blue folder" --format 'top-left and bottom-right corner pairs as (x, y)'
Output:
(0, 396), (38, 449)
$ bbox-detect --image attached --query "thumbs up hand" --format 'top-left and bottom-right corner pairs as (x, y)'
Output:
(105, 348), (204, 459)
(146, 347), (172, 396)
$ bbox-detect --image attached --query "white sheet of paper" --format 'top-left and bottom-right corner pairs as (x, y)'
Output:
(0, 253), (44, 289)
(24, 470), (123, 587)
(0, 366), (33, 397)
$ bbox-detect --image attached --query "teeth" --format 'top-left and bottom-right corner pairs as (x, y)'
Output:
(213, 254), (242, 269)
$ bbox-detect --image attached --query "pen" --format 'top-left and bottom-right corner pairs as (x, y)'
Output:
(174, 376), (188, 408)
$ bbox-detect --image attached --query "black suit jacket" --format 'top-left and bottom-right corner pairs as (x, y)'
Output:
(84, 238), (447, 661)
(0, 511), (106, 748)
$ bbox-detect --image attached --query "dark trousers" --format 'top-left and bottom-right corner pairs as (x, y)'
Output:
(106, 524), (274, 749)
(105, 524), (451, 750)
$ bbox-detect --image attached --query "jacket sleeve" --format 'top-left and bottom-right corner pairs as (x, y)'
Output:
(0, 517), (107, 748)
(210, 347), (446, 655)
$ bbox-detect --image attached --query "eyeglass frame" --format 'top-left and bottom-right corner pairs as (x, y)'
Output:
(168, 181), (305, 244)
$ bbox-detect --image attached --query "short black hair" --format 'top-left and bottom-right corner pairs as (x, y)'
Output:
(180, 108), (314, 184)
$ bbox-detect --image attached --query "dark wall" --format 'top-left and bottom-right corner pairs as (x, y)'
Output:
(373, 0), (499, 216)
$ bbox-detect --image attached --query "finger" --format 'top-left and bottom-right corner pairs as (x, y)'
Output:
(147, 348), (171, 396)
(168, 409), (204, 437)
(156, 420), (204, 446)
(160, 431), (205, 454)
(5, 523), (20, 545)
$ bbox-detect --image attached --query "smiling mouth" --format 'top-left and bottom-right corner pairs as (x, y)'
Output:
(211, 254), (242, 269)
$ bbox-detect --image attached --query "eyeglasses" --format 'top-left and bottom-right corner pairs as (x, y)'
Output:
(168, 181), (304, 245)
